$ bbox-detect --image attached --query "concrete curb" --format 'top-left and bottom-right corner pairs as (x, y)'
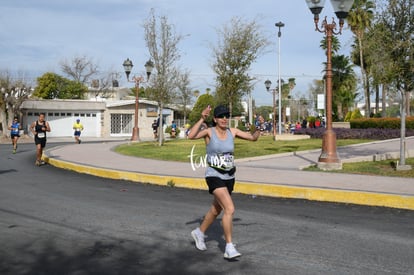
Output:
(43, 154), (414, 211)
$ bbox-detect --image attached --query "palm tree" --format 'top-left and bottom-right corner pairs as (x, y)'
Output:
(330, 55), (358, 120)
(347, 0), (375, 117)
(320, 35), (341, 54)
(319, 37), (357, 120)
(280, 78), (296, 123)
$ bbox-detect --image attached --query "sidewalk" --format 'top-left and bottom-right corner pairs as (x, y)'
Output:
(42, 136), (414, 211)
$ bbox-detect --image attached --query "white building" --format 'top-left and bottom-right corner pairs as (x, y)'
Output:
(20, 98), (174, 139)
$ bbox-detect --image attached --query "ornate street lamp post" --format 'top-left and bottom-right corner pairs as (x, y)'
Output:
(123, 58), (154, 141)
(305, 0), (354, 170)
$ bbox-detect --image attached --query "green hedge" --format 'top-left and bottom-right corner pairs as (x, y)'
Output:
(350, 117), (414, 129)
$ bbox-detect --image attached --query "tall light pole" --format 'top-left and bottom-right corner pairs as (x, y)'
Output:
(305, 0), (354, 170)
(264, 80), (277, 140)
(275, 21), (284, 136)
(123, 58), (154, 141)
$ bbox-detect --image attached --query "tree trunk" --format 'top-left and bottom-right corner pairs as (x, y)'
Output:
(358, 37), (370, 118)
(382, 84), (387, 117)
(158, 104), (164, 146)
(366, 78), (371, 117)
(337, 102), (343, 121)
(399, 91), (406, 166)
(0, 110), (7, 138)
(229, 100), (233, 128)
(406, 91), (411, 116)
(375, 84), (380, 115)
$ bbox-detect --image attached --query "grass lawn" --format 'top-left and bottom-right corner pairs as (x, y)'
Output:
(305, 158), (414, 178)
(115, 135), (370, 162)
(115, 135), (414, 177)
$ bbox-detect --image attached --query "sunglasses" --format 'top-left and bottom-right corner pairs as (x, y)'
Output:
(216, 114), (229, 119)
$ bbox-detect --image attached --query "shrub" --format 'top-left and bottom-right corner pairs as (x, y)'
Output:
(237, 123), (247, 132)
(294, 127), (414, 140)
(350, 117), (414, 129)
(165, 125), (181, 137)
(350, 109), (363, 120)
(344, 111), (352, 122)
(307, 116), (316, 128)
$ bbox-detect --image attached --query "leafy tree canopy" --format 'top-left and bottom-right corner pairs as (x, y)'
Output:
(33, 72), (88, 99)
(188, 93), (215, 125)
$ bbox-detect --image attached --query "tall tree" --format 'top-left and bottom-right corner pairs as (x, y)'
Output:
(320, 35), (341, 54)
(280, 78), (296, 123)
(211, 17), (268, 120)
(364, 20), (395, 117)
(90, 72), (122, 100)
(330, 55), (358, 120)
(381, 0), (414, 167)
(60, 55), (99, 85)
(308, 79), (325, 115)
(320, 33), (357, 121)
(348, 0), (376, 117)
(144, 9), (185, 145)
(189, 93), (215, 125)
(174, 70), (194, 125)
(33, 72), (88, 99)
(0, 70), (33, 137)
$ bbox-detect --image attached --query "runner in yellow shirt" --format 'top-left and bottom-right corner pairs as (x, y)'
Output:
(73, 119), (84, 144)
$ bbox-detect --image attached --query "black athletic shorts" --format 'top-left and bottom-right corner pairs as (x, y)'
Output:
(206, 177), (235, 195)
(34, 136), (47, 148)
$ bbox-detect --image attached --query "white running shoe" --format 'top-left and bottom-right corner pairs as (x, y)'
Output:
(224, 243), (241, 259)
(191, 228), (207, 251)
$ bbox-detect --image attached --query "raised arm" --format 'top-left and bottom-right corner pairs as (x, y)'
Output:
(187, 106), (211, 140)
(231, 127), (261, 141)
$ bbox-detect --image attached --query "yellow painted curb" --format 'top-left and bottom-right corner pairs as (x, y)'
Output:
(45, 156), (206, 190)
(44, 156), (414, 211)
(235, 181), (414, 211)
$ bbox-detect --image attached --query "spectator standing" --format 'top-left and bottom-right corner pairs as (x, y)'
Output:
(315, 118), (321, 128)
(301, 118), (307, 129)
(171, 120), (177, 138)
(152, 119), (158, 139)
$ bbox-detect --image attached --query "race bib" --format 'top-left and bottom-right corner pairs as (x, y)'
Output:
(37, 132), (45, 138)
(209, 152), (234, 170)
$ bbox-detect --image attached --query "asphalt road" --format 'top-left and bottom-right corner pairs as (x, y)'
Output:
(1, 142), (413, 275)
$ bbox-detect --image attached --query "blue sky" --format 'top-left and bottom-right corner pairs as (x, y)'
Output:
(0, 0), (355, 106)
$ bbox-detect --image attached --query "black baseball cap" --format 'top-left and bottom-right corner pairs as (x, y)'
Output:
(214, 105), (230, 118)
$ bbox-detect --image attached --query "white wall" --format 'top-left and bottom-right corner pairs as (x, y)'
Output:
(26, 111), (101, 137)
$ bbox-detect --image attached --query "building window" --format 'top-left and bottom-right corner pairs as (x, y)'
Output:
(110, 114), (133, 134)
